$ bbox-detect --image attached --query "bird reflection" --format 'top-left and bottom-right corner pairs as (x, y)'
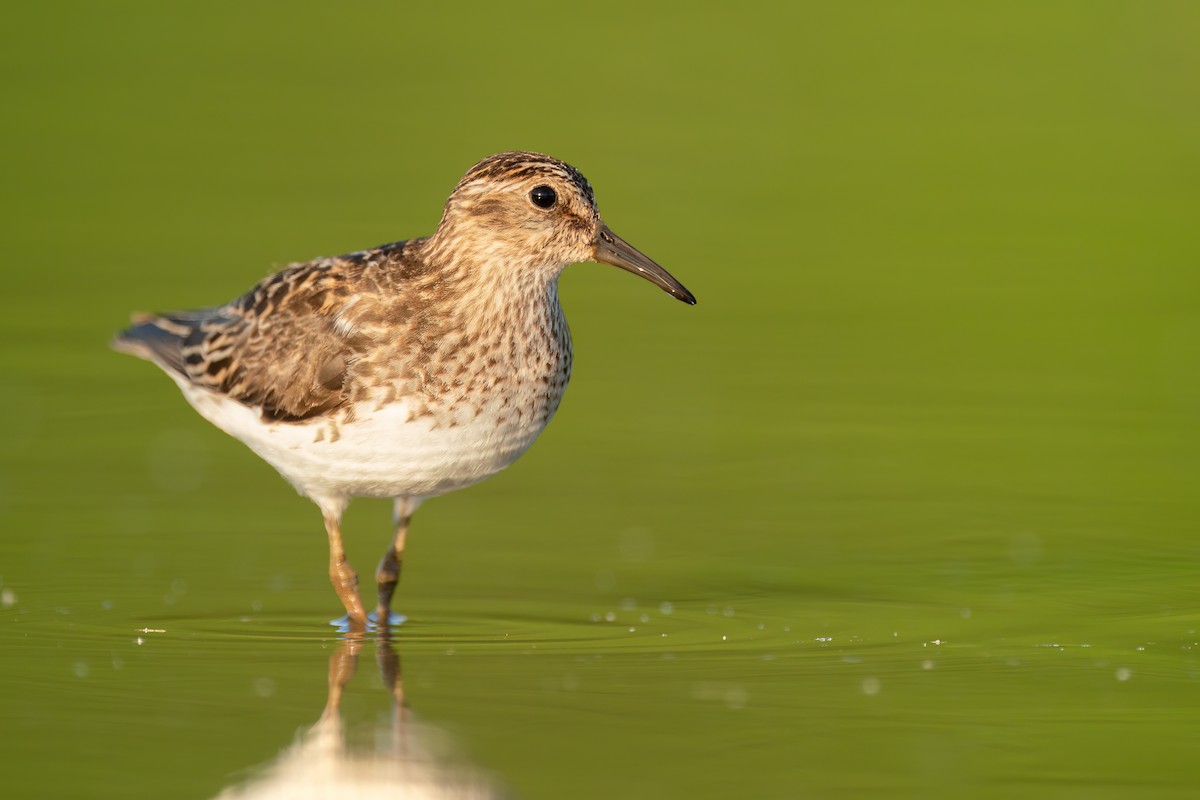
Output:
(214, 637), (503, 799)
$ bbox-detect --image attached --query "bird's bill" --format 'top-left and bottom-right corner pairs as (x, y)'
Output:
(593, 224), (697, 305)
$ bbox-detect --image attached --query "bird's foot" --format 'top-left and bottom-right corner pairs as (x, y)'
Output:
(328, 613), (365, 634)
(328, 610), (406, 634)
(368, 609), (408, 631)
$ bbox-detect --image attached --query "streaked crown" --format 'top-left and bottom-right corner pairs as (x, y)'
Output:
(455, 151), (597, 209)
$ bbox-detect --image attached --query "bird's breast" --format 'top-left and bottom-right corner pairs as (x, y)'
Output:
(396, 288), (573, 432)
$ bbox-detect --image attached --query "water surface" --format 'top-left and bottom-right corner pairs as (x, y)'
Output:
(3, 2), (1200, 798)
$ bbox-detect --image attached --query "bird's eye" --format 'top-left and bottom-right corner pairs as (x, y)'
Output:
(529, 185), (557, 209)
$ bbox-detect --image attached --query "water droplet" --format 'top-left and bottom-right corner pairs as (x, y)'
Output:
(658, 601), (674, 615)
(1116, 667), (1132, 682)
(861, 677), (881, 696)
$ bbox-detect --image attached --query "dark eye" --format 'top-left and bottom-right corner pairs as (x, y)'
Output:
(530, 185), (557, 209)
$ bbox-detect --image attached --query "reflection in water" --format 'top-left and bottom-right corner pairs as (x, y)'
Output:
(215, 638), (503, 799)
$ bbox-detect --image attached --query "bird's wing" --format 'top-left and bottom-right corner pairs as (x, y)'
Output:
(113, 242), (411, 421)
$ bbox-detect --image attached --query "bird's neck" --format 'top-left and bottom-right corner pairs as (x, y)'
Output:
(403, 226), (572, 369)
(416, 222), (566, 320)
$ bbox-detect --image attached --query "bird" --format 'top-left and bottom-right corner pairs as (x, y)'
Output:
(112, 151), (696, 629)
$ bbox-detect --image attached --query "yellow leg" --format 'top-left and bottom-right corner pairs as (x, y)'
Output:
(375, 497), (418, 622)
(324, 509), (366, 627)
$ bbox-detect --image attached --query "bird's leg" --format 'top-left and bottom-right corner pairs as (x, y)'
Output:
(375, 497), (417, 623)
(324, 509), (367, 627)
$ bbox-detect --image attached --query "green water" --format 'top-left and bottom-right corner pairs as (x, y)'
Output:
(3, 2), (1200, 797)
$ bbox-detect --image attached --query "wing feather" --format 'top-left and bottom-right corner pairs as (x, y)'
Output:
(113, 241), (412, 421)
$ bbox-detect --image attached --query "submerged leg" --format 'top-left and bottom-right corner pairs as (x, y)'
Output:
(322, 502), (366, 627)
(374, 497), (421, 624)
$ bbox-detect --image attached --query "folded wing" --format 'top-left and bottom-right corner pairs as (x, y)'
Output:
(112, 244), (411, 421)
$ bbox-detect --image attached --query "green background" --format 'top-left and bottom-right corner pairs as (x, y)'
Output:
(3, 2), (1199, 798)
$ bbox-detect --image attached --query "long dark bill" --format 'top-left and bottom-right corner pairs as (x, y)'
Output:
(593, 224), (697, 305)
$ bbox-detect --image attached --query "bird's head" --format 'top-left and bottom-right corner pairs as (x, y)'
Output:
(435, 151), (695, 305)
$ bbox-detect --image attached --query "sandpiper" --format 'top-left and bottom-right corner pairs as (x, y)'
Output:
(113, 151), (695, 628)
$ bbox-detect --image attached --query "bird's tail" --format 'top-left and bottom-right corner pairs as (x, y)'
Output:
(110, 312), (203, 377)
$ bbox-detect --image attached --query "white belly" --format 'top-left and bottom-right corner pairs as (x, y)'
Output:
(176, 378), (548, 504)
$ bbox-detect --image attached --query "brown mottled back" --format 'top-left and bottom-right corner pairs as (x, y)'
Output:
(115, 241), (433, 421)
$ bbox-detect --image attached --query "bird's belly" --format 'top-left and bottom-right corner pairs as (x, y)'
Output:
(180, 385), (549, 501)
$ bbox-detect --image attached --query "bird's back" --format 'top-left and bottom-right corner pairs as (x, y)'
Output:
(112, 241), (423, 422)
